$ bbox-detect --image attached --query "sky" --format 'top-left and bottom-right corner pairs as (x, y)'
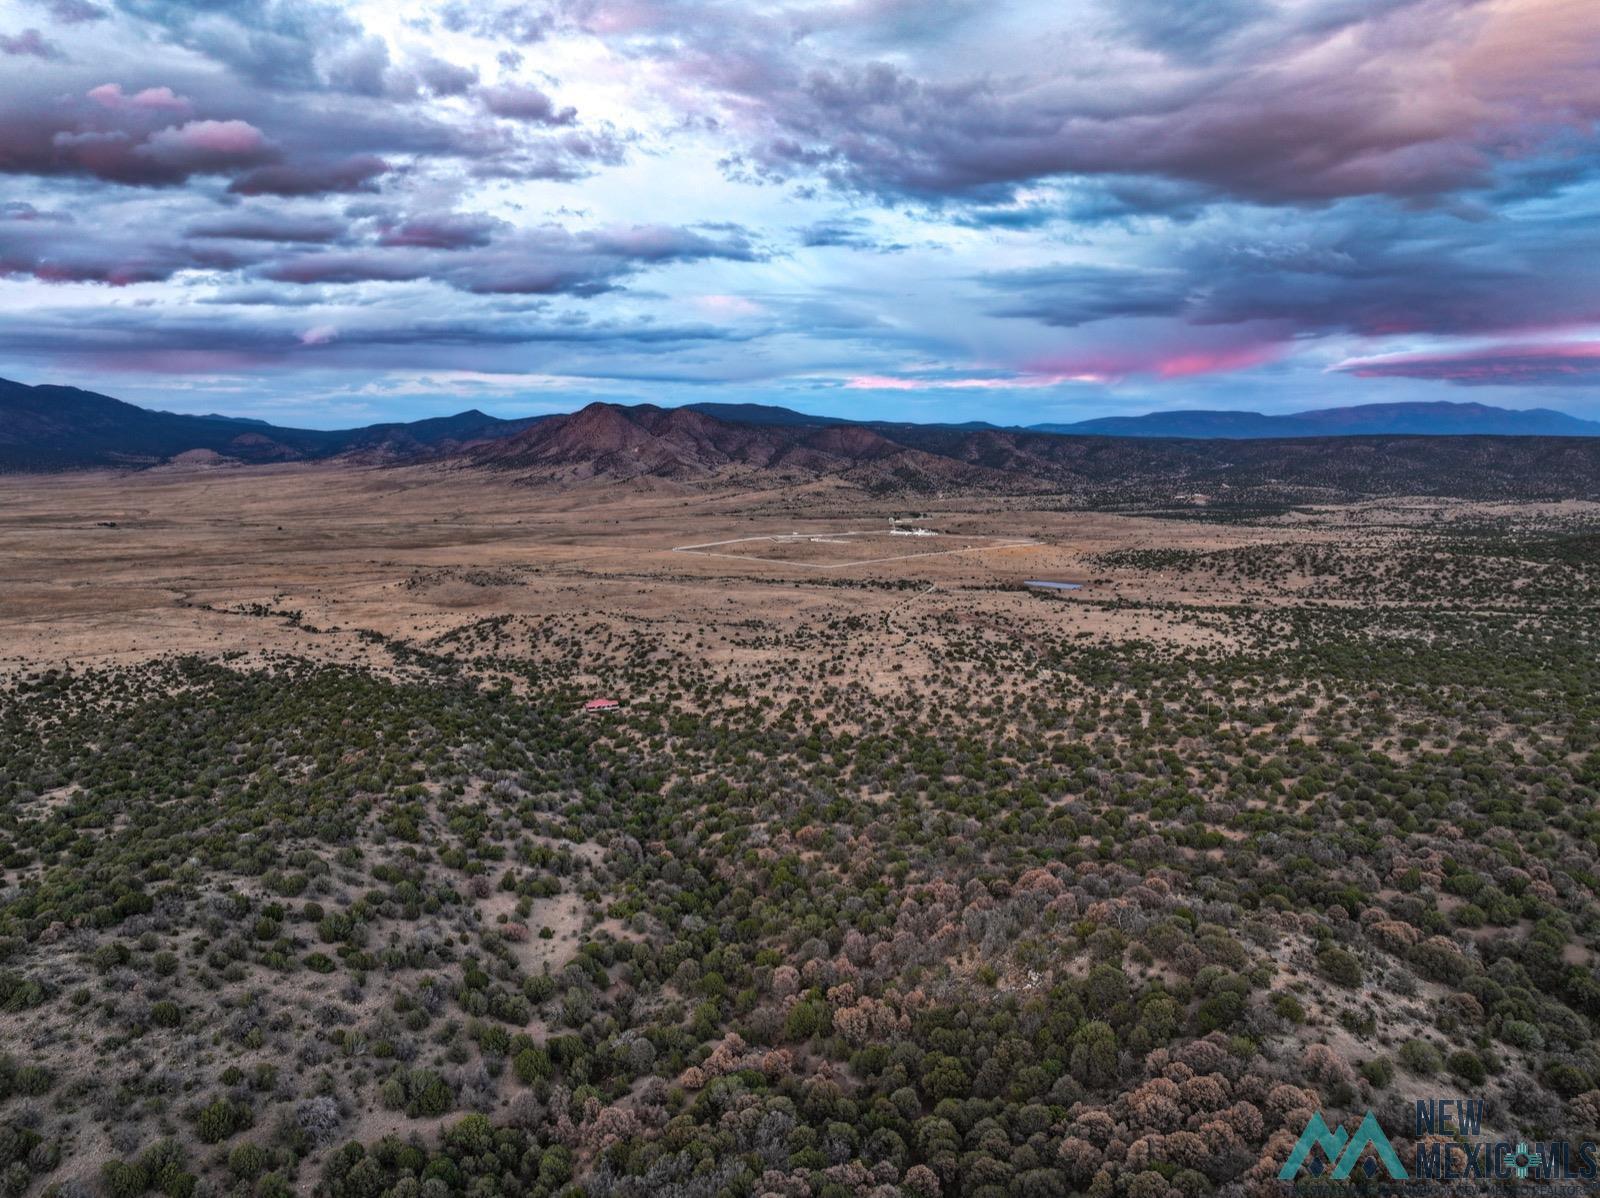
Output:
(1, 0), (1598, 429)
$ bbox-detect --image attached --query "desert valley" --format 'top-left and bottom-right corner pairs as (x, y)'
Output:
(4, 0), (1600, 1195)
(2, 389), (1600, 1198)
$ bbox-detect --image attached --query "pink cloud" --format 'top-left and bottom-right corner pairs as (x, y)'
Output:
(88, 83), (192, 114)
(1154, 343), (1284, 378)
(841, 344), (1282, 390)
(1020, 330), (1290, 383)
(152, 119), (267, 156)
(1334, 340), (1600, 385)
(140, 119), (274, 170)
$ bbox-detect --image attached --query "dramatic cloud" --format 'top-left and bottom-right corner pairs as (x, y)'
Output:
(673, 0), (1600, 206)
(1335, 342), (1600, 385)
(0, 0), (1596, 423)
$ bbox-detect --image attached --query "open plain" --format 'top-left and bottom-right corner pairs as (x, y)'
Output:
(0, 463), (1314, 676)
(2, 463), (1599, 1198)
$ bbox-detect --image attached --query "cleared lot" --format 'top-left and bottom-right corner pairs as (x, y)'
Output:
(671, 528), (1039, 569)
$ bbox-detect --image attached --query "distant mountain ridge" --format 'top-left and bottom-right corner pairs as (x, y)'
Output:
(0, 377), (545, 471)
(682, 402), (854, 428)
(4, 378), (1600, 501)
(1029, 401), (1600, 439)
(468, 402), (963, 486)
(472, 400), (1600, 502)
(683, 398), (1600, 439)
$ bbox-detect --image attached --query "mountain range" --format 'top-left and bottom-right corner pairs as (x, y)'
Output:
(469, 399), (1600, 503)
(4, 376), (1600, 501)
(678, 400), (1600, 439)
(0, 377), (544, 471)
(1026, 401), (1600, 439)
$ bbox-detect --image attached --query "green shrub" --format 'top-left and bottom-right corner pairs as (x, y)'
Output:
(1272, 993), (1306, 1024)
(1447, 1050), (1487, 1085)
(101, 1161), (148, 1198)
(1499, 1020), (1543, 1052)
(1360, 1057), (1395, 1088)
(149, 1001), (181, 1028)
(1316, 946), (1363, 988)
(227, 1143), (268, 1180)
(513, 1046), (552, 1085)
(195, 1097), (251, 1144)
(1398, 1039), (1443, 1076)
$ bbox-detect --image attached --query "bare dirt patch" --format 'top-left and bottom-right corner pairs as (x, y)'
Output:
(672, 528), (1039, 570)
